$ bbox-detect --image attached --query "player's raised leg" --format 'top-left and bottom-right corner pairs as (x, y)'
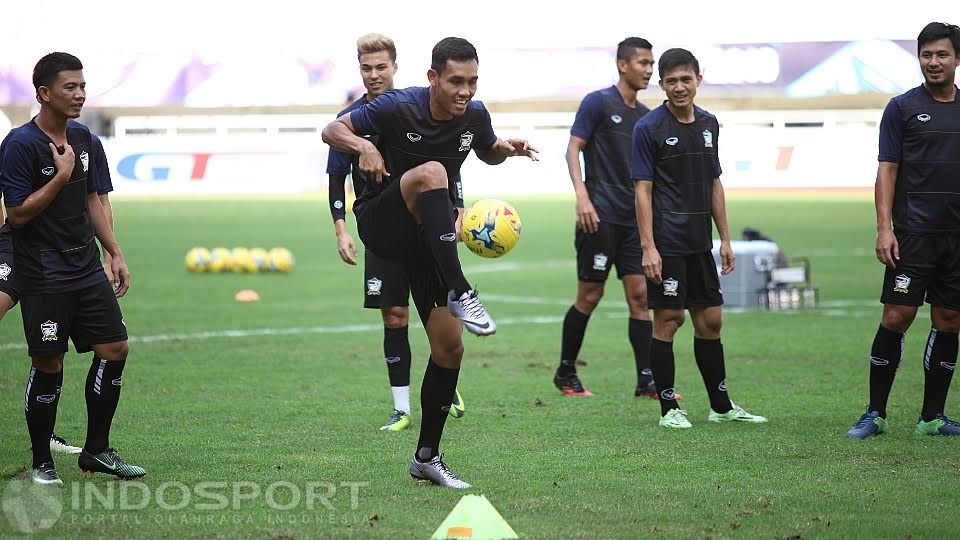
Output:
(398, 161), (494, 336)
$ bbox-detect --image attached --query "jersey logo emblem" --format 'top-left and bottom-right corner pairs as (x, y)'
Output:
(41, 166), (55, 176)
(334, 200), (344, 209)
(0, 263), (10, 281)
(665, 137), (679, 146)
(406, 132), (422, 142)
(663, 277), (679, 296)
(366, 277), (382, 295)
(41, 320), (59, 341)
(592, 253), (608, 271)
(702, 130), (713, 148)
(80, 151), (89, 172)
(610, 114), (623, 124)
(458, 131), (474, 152)
(893, 274), (911, 293)
(917, 114), (931, 122)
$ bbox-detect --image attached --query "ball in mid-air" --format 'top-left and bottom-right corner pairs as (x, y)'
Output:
(460, 199), (522, 258)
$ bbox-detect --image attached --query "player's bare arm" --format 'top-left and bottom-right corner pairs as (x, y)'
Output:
(5, 143), (75, 227)
(875, 161), (900, 268)
(321, 114), (389, 183)
(334, 217), (359, 265)
(634, 180), (661, 283)
(475, 138), (539, 165)
(88, 192), (130, 297)
(566, 135), (599, 233)
(711, 177), (735, 275)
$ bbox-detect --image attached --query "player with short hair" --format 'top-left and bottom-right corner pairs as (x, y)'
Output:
(322, 36), (538, 488)
(0, 52), (144, 484)
(554, 37), (678, 400)
(847, 22), (960, 438)
(632, 47), (766, 429)
(327, 33), (464, 432)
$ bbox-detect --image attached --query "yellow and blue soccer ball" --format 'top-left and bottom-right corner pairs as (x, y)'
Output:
(249, 247), (270, 272)
(268, 247), (295, 273)
(232, 247), (257, 273)
(185, 247), (211, 272)
(209, 247), (234, 273)
(460, 199), (522, 258)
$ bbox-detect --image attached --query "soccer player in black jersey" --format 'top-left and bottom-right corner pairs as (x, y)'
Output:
(326, 33), (465, 432)
(0, 53), (145, 484)
(322, 37), (537, 488)
(1, 126), (115, 456)
(631, 48), (766, 429)
(847, 22), (960, 438)
(553, 37), (681, 401)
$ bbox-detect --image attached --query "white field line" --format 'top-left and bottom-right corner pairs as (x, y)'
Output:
(0, 296), (878, 351)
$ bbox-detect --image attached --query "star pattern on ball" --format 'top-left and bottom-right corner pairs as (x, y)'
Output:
(469, 225), (496, 249)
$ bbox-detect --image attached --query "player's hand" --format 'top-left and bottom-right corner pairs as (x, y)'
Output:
(49, 143), (75, 179)
(496, 138), (540, 161)
(110, 255), (130, 297)
(102, 253), (115, 283)
(358, 144), (389, 183)
(643, 246), (662, 284)
(336, 231), (359, 265)
(876, 228), (899, 268)
(575, 195), (600, 234)
(719, 240), (735, 275)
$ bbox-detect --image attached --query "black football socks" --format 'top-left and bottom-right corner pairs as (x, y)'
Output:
(25, 368), (60, 468)
(84, 357), (126, 454)
(558, 306), (590, 376)
(630, 319), (654, 385)
(651, 339), (679, 416)
(694, 337), (733, 414)
(416, 357), (460, 462)
(868, 325), (904, 418)
(418, 189), (470, 296)
(921, 328), (957, 422)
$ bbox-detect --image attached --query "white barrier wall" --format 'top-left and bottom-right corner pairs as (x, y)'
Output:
(103, 111), (883, 196)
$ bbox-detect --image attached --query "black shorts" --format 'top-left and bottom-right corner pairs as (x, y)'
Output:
(0, 250), (17, 306)
(881, 233), (960, 310)
(647, 251), (724, 310)
(356, 180), (446, 325)
(363, 249), (410, 309)
(575, 221), (643, 282)
(20, 280), (127, 357)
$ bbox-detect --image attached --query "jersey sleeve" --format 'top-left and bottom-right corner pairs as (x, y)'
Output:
(630, 122), (656, 182)
(83, 131), (97, 195)
(0, 141), (35, 207)
(349, 91), (399, 136)
(474, 106), (497, 152)
(877, 98), (902, 163)
(90, 133), (114, 195)
(712, 122), (722, 178)
(325, 147), (352, 176)
(570, 91), (603, 140)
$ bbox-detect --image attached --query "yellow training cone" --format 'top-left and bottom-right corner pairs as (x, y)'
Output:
(431, 495), (518, 540)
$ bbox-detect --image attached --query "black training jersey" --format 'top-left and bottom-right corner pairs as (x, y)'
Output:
(631, 103), (722, 256)
(571, 86), (650, 226)
(879, 85), (960, 235)
(0, 119), (105, 294)
(348, 86), (496, 215)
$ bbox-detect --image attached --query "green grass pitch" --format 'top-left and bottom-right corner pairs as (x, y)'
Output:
(1, 194), (958, 538)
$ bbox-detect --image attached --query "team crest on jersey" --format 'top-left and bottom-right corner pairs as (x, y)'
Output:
(366, 277), (382, 295)
(406, 132), (422, 142)
(80, 151), (89, 172)
(610, 114), (623, 124)
(0, 263), (10, 281)
(41, 320), (58, 341)
(663, 277), (679, 296)
(665, 137), (678, 146)
(917, 113), (931, 122)
(893, 274), (911, 293)
(459, 131), (474, 152)
(592, 253), (608, 271)
(702, 130), (713, 148)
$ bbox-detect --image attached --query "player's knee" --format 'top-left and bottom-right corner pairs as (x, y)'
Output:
(381, 307), (409, 329)
(881, 308), (915, 333)
(577, 284), (604, 311)
(31, 355), (64, 373)
(414, 161), (448, 190)
(656, 311), (685, 334)
(98, 341), (129, 361)
(932, 308), (960, 333)
(695, 317), (723, 338)
(433, 341), (464, 366)
(626, 291), (648, 314)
